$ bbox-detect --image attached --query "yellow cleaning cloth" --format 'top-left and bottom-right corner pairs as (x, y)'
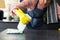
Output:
(14, 9), (32, 25)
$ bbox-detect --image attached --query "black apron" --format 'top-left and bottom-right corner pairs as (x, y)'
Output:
(26, 0), (44, 30)
(47, 0), (58, 24)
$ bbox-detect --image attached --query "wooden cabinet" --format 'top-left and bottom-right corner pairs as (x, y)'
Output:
(0, 0), (5, 8)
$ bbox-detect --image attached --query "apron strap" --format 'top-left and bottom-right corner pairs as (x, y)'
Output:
(35, 0), (39, 9)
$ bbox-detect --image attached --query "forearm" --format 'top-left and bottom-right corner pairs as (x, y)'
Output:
(14, 0), (29, 9)
(44, 0), (51, 8)
(15, 2), (28, 8)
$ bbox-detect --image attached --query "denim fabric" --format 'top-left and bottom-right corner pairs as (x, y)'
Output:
(26, 7), (44, 30)
(27, 8), (43, 18)
(26, 0), (44, 30)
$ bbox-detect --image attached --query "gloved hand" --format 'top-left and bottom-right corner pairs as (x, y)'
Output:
(13, 9), (32, 25)
(20, 14), (31, 25)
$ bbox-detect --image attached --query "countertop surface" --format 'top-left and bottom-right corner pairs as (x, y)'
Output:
(0, 29), (60, 40)
(0, 20), (19, 23)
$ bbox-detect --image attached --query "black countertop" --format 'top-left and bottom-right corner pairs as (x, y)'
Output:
(0, 20), (19, 23)
(0, 29), (59, 40)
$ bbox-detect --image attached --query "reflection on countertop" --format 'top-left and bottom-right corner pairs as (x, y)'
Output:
(0, 20), (19, 23)
(0, 29), (59, 40)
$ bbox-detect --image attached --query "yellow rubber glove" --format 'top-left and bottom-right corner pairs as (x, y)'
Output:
(14, 9), (32, 25)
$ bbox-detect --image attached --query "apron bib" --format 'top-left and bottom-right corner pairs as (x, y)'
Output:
(26, 0), (44, 30)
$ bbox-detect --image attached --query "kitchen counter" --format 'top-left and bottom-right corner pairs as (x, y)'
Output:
(0, 20), (19, 23)
(0, 20), (18, 32)
(0, 29), (59, 40)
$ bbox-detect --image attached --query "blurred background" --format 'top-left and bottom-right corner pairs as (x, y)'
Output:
(0, 0), (20, 22)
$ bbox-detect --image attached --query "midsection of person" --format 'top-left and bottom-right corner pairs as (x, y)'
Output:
(11, 0), (50, 11)
(11, 0), (50, 29)
(27, 0), (48, 11)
